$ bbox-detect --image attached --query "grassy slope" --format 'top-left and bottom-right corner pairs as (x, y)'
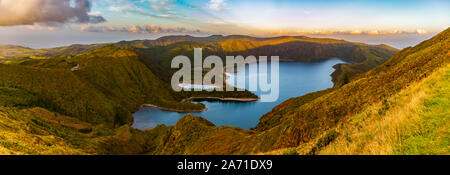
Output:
(265, 64), (450, 155)
(0, 106), (92, 155)
(0, 106), (156, 155)
(319, 64), (450, 155)
(0, 63), (120, 125)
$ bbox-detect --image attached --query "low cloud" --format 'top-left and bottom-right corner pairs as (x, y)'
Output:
(269, 29), (430, 36)
(330, 29), (429, 35)
(81, 24), (204, 34)
(149, 0), (174, 12)
(25, 22), (62, 31)
(108, 5), (176, 19)
(0, 0), (106, 26)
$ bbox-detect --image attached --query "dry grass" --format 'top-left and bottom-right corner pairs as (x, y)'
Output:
(0, 107), (91, 155)
(318, 64), (450, 155)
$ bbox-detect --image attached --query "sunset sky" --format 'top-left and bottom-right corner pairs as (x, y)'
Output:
(0, 0), (448, 48)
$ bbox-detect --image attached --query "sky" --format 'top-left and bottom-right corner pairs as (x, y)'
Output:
(0, 0), (448, 49)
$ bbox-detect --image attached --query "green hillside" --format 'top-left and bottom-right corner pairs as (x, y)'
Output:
(317, 64), (450, 155)
(0, 106), (156, 155)
(0, 46), (215, 125)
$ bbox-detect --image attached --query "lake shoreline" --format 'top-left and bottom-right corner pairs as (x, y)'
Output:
(181, 97), (260, 102)
(140, 104), (208, 113)
(141, 96), (259, 113)
(137, 59), (344, 114)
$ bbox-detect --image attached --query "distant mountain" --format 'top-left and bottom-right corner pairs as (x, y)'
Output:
(0, 44), (107, 60)
(1, 35), (397, 85)
(114, 35), (398, 85)
(0, 44), (46, 59)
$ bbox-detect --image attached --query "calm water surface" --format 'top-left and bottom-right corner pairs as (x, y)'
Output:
(132, 59), (346, 130)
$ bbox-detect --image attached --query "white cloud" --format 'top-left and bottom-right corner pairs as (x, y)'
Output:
(108, 6), (127, 12)
(26, 23), (60, 31)
(416, 29), (428, 35)
(108, 0), (177, 19)
(0, 0), (106, 26)
(80, 24), (204, 34)
(148, 0), (174, 12)
(208, 0), (226, 11)
(267, 29), (432, 36)
(88, 11), (102, 16)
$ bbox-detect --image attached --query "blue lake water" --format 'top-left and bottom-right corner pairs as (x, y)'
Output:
(132, 59), (346, 130)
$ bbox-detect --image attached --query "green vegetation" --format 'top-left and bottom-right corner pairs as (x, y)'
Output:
(394, 66), (450, 154)
(0, 29), (447, 155)
(282, 149), (298, 155)
(313, 64), (450, 155)
(0, 87), (38, 107)
(0, 106), (154, 155)
(0, 46), (212, 126)
(0, 106), (92, 154)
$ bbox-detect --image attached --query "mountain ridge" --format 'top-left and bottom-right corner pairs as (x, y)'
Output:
(1, 34), (398, 86)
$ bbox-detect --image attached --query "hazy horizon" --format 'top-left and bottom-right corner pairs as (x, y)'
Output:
(0, 29), (439, 49)
(0, 0), (448, 49)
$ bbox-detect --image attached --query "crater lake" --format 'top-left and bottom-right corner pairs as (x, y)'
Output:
(132, 59), (346, 130)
